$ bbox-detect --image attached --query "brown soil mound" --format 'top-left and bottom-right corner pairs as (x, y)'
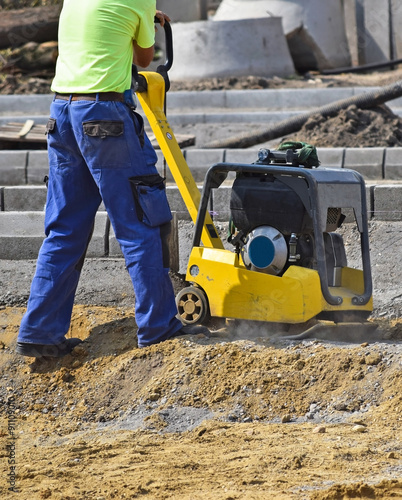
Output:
(293, 104), (402, 148)
(1, 303), (402, 499)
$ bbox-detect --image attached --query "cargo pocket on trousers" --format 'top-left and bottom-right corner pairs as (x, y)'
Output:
(82, 120), (130, 168)
(129, 174), (172, 227)
(83, 120), (124, 138)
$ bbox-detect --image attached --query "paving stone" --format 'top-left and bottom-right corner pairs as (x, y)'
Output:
(185, 149), (225, 182)
(27, 151), (49, 185)
(211, 185), (231, 222)
(224, 149), (259, 165)
(0, 211), (107, 259)
(373, 184), (402, 221)
(317, 148), (345, 169)
(384, 148), (402, 180)
(3, 186), (47, 211)
(364, 0), (391, 63)
(391, 0), (402, 58)
(343, 148), (384, 180)
(0, 151), (28, 185)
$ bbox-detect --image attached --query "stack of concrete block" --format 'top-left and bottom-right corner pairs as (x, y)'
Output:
(168, 17), (295, 80)
(344, 0), (402, 66)
(213, 0), (351, 72)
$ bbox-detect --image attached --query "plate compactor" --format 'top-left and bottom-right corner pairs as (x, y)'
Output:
(133, 20), (375, 340)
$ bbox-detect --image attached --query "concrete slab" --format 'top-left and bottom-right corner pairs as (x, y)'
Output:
(166, 186), (193, 220)
(166, 91), (227, 110)
(0, 151), (27, 185)
(156, 0), (202, 22)
(2, 186), (109, 211)
(169, 18), (295, 81)
(0, 116), (49, 127)
(343, 0), (362, 66)
(224, 149), (260, 165)
(373, 185), (402, 221)
(316, 148), (345, 169)
(185, 149), (225, 182)
(214, 0), (351, 71)
(343, 148), (384, 180)
(0, 212), (45, 259)
(0, 211), (107, 259)
(0, 150), (27, 169)
(224, 88), (356, 111)
(363, 0), (391, 63)
(0, 167), (26, 186)
(0, 94), (52, 116)
(391, 0), (402, 59)
(3, 186), (47, 211)
(384, 148), (402, 180)
(211, 185), (231, 222)
(27, 151), (49, 185)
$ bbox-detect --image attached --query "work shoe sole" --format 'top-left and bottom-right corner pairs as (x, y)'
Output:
(170, 324), (211, 339)
(16, 338), (82, 358)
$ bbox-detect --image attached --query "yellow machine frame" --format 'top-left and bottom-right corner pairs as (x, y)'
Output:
(137, 71), (373, 326)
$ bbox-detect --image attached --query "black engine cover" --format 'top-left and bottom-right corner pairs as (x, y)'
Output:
(230, 174), (312, 235)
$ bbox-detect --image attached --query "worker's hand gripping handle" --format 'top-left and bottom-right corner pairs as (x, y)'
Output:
(132, 17), (173, 93)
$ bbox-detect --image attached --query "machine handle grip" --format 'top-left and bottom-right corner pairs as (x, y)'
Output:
(132, 17), (173, 93)
(154, 16), (173, 73)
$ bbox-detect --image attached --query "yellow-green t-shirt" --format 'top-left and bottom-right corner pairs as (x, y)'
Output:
(51, 0), (156, 93)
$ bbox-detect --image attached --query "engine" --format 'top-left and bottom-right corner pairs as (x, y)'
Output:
(229, 172), (347, 286)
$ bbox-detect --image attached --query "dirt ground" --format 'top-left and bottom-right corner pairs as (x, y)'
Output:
(0, 218), (402, 500)
(1, 68), (402, 499)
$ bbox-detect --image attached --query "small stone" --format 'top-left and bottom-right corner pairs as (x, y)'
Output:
(352, 424), (367, 433)
(294, 359), (305, 370)
(365, 353), (382, 366)
(62, 372), (73, 382)
(313, 426), (326, 434)
(72, 344), (88, 356)
(361, 342), (369, 347)
(148, 392), (160, 402)
(387, 452), (396, 459)
(71, 360), (81, 368)
(281, 414), (292, 423)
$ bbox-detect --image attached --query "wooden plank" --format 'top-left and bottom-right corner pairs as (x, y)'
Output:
(18, 119), (35, 138)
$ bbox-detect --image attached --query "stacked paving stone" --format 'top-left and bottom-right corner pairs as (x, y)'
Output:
(1, 89), (402, 260)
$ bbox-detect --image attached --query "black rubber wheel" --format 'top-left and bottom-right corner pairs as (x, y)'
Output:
(176, 286), (209, 325)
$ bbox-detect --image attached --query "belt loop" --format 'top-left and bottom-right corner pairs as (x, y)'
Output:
(68, 94), (72, 104)
(96, 93), (100, 103)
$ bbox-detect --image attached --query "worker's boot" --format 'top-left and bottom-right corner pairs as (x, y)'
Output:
(16, 338), (82, 358)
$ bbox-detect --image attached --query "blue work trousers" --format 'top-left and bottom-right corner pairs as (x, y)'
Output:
(18, 95), (182, 348)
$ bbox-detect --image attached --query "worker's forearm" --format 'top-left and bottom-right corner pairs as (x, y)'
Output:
(133, 42), (154, 68)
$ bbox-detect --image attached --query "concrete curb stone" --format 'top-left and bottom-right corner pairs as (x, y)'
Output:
(372, 184), (402, 221)
(2, 147), (402, 186)
(0, 211), (107, 259)
(384, 148), (402, 180)
(343, 148), (385, 180)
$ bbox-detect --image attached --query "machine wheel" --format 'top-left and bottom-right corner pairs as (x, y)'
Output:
(176, 286), (209, 325)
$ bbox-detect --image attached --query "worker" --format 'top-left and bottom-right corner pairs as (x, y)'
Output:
(16, 0), (207, 358)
